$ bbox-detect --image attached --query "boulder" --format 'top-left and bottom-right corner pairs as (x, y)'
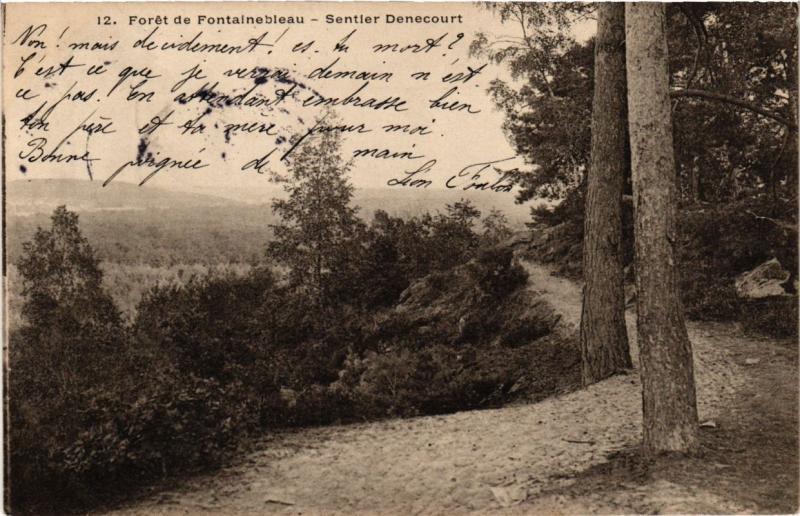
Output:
(735, 258), (790, 299)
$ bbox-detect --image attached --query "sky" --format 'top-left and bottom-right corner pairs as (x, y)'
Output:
(4, 2), (596, 204)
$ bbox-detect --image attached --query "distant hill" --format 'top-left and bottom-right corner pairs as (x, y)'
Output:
(5, 179), (270, 266)
(6, 178), (533, 224)
(5, 179), (241, 216)
(4, 179), (534, 266)
(354, 187), (532, 227)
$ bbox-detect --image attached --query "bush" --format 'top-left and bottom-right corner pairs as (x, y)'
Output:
(739, 296), (798, 339)
(60, 374), (259, 489)
(334, 337), (580, 418)
(680, 269), (741, 321)
(678, 198), (797, 336)
(330, 248), (569, 418)
(8, 324), (264, 514)
(468, 246), (529, 298)
(353, 349), (427, 417)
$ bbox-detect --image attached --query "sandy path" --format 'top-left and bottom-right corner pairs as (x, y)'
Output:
(109, 262), (759, 515)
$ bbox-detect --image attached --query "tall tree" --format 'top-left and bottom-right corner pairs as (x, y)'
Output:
(17, 206), (119, 332)
(268, 119), (362, 310)
(471, 3), (594, 203)
(482, 208), (513, 245)
(625, 3), (699, 454)
(13, 205), (122, 393)
(10, 206), (124, 503)
(579, 3), (632, 385)
(480, 3), (797, 212)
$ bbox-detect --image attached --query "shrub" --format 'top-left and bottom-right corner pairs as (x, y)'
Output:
(678, 198), (797, 336)
(8, 326), (264, 514)
(59, 374), (259, 491)
(354, 349), (426, 417)
(468, 246), (529, 298)
(739, 296), (798, 339)
(334, 336), (581, 418)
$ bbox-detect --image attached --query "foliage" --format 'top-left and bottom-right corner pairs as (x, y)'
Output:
(268, 118), (364, 312)
(482, 208), (514, 244)
(134, 268), (278, 381)
(9, 207), (127, 512)
(57, 372), (259, 504)
(335, 336), (579, 418)
(671, 3), (798, 204)
(16, 206), (121, 333)
(471, 3), (596, 202)
(477, 3), (797, 207)
(347, 199), (487, 308)
(9, 197), (564, 513)
(526, 195), (798, 337)
(480, 3), (798, 338)
(738, 296), (797, 339)
(678, 197), (797, 326)
(8, 211), (269, 513)
(468, 246), (529, 299)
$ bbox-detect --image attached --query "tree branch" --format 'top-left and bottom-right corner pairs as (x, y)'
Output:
(670, 89), (797, 129)
(744, 210), (797, 233)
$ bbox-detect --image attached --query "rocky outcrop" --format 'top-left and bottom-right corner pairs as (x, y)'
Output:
(378, 256), (561, 349)
(735, 258), (791, 299)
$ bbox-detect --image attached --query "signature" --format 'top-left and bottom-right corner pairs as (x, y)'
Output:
(387, 157), (518, 192)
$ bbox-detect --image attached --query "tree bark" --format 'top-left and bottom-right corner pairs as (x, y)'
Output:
(580, 2), (632, 386)
(625, 3), (700, 455)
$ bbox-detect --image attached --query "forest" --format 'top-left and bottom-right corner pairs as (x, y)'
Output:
(5, 2), (798, 514)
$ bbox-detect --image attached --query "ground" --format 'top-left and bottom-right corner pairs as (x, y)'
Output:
(107, 261), (798, 515)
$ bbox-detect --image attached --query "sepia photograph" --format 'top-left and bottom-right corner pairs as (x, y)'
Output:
(2, 1), (798, 514)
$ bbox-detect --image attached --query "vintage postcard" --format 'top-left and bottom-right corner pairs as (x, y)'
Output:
(2, 2), (798, 514)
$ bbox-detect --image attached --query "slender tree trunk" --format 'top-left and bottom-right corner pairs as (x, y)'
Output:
(690, 157), (701, 205)
(625, 3), (699, 455)
(580, 2), (632, 386)
(787, 57), (798, 204)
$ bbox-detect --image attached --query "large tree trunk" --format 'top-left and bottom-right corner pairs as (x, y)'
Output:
(580, 2), (632, 386)
(625, 3), (700, 455)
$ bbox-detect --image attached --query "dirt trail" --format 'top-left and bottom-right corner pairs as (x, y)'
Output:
(109, 262), (795, 515)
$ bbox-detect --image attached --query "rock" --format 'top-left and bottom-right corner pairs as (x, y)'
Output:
(735, 258), (790, 299)
(508, 377), (526, 394)
(490, 485), (528, 507)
